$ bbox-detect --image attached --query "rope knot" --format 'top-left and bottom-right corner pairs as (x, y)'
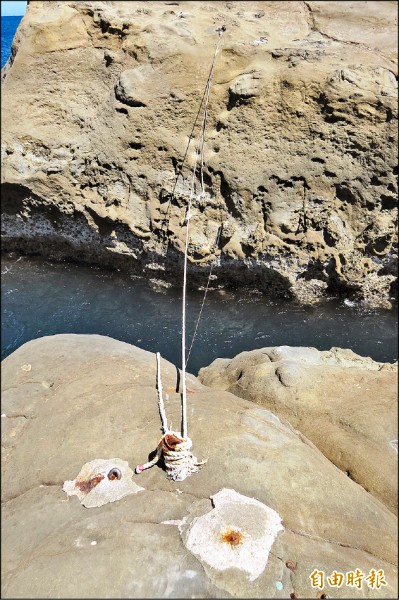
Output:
(135, 431), (207, 482)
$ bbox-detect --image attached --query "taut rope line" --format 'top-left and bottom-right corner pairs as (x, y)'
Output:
(158, 85), (207, 250)
(135, 26), (226, 481)
(185, 223), (222, 368)
(159, 27), (225, 256)
(181, 25), (225, 439)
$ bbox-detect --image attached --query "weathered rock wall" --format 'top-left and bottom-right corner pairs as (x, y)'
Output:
(1, 1), (398, 307)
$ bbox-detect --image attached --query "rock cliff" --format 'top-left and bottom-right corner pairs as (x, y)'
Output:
(1, 1), (398, 307)
(1, 335), (398, 598)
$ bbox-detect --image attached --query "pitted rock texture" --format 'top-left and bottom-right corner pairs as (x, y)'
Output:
(198, 345), (398, 515)
(1, 1), (397, 308)
(1, 335), (398, 598)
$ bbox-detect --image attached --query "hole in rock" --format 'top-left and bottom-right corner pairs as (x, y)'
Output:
(220, 528), (244, 547)
(108, 468), (122, 481)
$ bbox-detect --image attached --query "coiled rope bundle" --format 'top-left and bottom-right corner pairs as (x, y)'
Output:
(135, 353), (207, 481)
(136, 431), (206, 481)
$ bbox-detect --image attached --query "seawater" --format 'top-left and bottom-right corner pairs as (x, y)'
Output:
(1, 254), (397, 373)
(1, 16), (22, 68)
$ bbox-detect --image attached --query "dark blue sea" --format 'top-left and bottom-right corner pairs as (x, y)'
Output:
(2, 255), (397, 373)
(1, 16), (22, 68)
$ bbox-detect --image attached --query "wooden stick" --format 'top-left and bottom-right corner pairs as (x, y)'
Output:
(156, 352), (168, 434)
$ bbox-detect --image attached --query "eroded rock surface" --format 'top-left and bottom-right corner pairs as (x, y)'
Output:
(199, 345), (398, 514)
(1, 335), (398, 598)
(1, 1), (397, 308)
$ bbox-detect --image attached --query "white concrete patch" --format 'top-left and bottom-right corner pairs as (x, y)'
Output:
(63, 458), (144, 508)
(390, 440), (398, 454)
(183, 488), (284, 581)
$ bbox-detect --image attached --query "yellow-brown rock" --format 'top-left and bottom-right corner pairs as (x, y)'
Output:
(1, 335), (398, 597)
(1, 1), (397, 307)
(199, 345), (398, 515)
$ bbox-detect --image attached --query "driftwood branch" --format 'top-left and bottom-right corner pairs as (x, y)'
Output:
(156, 352), (168, 434)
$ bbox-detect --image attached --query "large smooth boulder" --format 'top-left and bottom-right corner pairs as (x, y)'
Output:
(199, 345), (398, 514)
(1, 335), (397, 598)
(1, 1), (397, 308)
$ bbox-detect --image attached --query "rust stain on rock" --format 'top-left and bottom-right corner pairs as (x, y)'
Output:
(286, 559), (297, 572)
(75, 474), (104, 494)
(220, 528), (244, 547)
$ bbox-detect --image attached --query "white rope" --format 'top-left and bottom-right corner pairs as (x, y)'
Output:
(199, 30), (223, 191)
(185, 224), (222, 367)
(181, 27), (225, 438)
(158, 29), (224, 256)
(135, 431), (206, 481)
(135, 355), (206, 481)
(135, 27), (225, 482)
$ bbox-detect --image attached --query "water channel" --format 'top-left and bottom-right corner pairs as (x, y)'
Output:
(1, 254), (397, 373)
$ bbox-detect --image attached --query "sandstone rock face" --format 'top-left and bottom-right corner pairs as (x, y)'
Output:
(1, 1), (397, 308)
(1, 335), (398, 598)
(198, 345), (398, 514)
